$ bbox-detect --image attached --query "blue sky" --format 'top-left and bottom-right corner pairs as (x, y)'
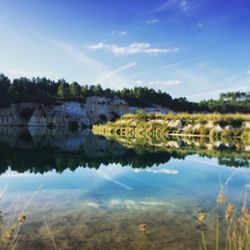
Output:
(0, 0), (250, 100)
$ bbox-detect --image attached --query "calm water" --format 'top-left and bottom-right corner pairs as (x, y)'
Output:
(0, 128), (250, 250)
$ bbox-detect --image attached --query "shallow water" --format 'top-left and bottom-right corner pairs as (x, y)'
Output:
(0, 128), (250, 249)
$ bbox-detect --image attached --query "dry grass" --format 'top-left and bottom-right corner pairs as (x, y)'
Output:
(93, 112), (250, 143)
(197, 173), (250, 250)
(0, 185), (43, 250)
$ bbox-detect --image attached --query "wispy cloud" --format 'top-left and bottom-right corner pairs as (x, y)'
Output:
(186, 84), (250, 99)
(131, 58), (195, 78)
(155, 0), (186, 12)
(97, 169), (133, 191)
(247, 69), (250, 75)
(154, 0), (203, 14)
(146, 19), (160, 24)
(88, 42), (179, 55)
(98, 62), (136, 82)
(52, 40), (103, 67)
(51, 39), (132, 88)
(135, 80), (181, 87)
(130, 49), (230, 78)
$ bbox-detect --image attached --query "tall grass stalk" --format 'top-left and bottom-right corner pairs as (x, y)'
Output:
(201, 230), (207, 250)
(0, 185), (43, 250)
(44, 218), (57, 250)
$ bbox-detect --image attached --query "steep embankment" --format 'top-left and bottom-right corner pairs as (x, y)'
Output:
(0, 96), (170, 128)
(92, 112), (250, 143)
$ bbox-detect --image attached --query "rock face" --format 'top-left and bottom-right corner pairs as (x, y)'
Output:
(0, 96), (171, 127)
(0, 102), (38, 127)
(28, 102), (91, 127)
(0, 127), (127, 155)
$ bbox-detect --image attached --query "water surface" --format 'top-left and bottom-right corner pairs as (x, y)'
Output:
(0, 128), (249, 250)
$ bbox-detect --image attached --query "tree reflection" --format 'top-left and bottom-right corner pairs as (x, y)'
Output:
(0, 128), (249, 175)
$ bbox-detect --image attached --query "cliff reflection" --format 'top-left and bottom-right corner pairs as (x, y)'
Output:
(0, 128), (249, 175)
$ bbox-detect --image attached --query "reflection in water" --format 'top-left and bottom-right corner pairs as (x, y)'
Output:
(0, 128), (249, 249)
(0, 127), (249, 176)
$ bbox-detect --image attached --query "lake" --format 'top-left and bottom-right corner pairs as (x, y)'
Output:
(0, 128), (250, 250)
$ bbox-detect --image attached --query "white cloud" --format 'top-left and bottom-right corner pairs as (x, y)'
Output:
(98, 62), (136, 82)
(135, 80), (181, 87)
(88, 42), (179, 55)
(247, 69), (250, 75)
(146, 19), (160, 24)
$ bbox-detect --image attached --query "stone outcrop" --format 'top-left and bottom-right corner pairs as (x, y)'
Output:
(0, 96), (171, 127)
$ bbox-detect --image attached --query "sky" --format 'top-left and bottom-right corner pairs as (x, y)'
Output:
(0, 0), (250, 101)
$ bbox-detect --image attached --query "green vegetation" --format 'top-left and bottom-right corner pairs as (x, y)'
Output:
(92, 132), (250, 167)
(0, 136), (249, 175)
(0, 73), (249, 113)
(93, 112), (250, 143)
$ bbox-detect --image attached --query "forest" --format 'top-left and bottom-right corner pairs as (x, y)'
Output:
(0, 73), (249, 113)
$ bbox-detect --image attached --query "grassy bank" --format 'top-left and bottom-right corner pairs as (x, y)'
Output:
(93, 112), (250, 143)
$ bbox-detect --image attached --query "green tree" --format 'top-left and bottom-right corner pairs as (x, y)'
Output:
(0, 74), (11, 100)
(70, 82), (81, 97)
(8, 77), (35, 100)
(81, 85), (90, 97)
(91, 84), (103, 96)
(57, 79), (69, 98)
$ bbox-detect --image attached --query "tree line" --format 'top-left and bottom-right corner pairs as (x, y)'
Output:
(0, 73), (249, 113)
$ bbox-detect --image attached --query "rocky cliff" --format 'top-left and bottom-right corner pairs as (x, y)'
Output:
(0, 96), (170, 127)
